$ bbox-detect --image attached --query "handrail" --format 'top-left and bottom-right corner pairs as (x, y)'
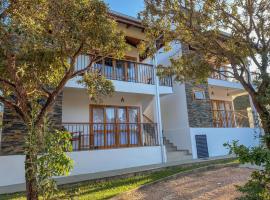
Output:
(63, 122), (157, 125)
(74, 56), (173, 87)
(62, 122), (160, 151)
(234, 111), (249, 119)
(143, 114), (155, 123)
(212, 110), (248, 117)
(212, 110), (250, 128)
(113, 58), (153, 67)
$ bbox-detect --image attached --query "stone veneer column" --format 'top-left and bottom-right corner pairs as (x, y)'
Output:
(0, 93), (63, 155)
(185, 83), (214, 127)
(180, 43), (214, 127)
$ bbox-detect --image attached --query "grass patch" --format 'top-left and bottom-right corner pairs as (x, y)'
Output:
(0, 158), (238, 200)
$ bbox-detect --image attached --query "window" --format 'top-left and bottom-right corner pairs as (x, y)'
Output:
(193, 89), (206, 100)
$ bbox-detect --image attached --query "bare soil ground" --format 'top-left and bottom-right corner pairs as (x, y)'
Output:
(114, 167), (253, 200)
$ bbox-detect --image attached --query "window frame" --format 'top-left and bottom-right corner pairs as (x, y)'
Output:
(192, 89), (206, 100)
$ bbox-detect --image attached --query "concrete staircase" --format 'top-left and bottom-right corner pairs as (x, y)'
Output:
(163, 137), (193, 162)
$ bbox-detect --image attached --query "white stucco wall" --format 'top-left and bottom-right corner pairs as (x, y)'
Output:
(62, 88), (155, 123)
(0, 146), (162, 187)
(69, 146), (162, 175)
(190, 128), (261, 159)
(160, 84), (192, 152)
(65, 78), (172, 95)
(208, 78), (243, 90)
(0, 155), (25, 187)
(156, 42), (182, 66)
(208, 86), (233, 102)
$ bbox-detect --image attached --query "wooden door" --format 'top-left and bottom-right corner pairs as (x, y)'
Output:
(90, 105), (141, 149)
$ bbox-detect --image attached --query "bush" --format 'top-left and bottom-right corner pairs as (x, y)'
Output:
(225, 138), (270, 200)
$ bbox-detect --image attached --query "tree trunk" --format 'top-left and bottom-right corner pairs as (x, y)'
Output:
(25, 149), (39, 200)
(250, 94), (270, 148)
(259, 112), (270, 148)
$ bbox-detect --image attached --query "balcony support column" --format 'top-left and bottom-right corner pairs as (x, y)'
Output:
(153, 54), (167, 163)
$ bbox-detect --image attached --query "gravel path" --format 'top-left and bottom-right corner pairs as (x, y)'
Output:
(114, 167), (253, 200)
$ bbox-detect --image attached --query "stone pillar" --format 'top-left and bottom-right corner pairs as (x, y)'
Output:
(185, 83), (214, 127)
(0, 93), (63, 155)
(1, 105), (27, 155)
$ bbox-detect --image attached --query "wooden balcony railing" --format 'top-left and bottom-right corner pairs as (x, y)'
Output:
(212, 110), (250, 128)
(63, 122), (159, 151)
(75, 56), (172, 87)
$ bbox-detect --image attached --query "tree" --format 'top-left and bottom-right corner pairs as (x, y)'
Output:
(142, 0), (270, 198)
(0, 0), (127, 199)
(141, 0), (270, 147)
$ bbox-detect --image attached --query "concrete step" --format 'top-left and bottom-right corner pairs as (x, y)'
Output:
(164, 139), (178, 152)
(164, 138), (188, 152)
(163, 137), (192, 161)
(166, 146), (178, 152)
(167, 151), (193, 162)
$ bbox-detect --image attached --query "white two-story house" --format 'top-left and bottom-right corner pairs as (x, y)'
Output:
(0, 11), (260, 190)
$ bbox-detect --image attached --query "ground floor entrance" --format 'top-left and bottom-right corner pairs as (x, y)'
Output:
(62, 89), (160, 151)
(90, 105), (141, 148)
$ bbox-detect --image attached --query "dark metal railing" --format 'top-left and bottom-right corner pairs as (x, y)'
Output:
(63, 122), (159, 151)
(159, 76), (173, 87)
(75, 56), (172, 87)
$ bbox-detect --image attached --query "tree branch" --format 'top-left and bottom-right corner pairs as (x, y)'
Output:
(0, 78), (17, 89)
(0, 95), (27, 122)
(35, 43), (85, 126)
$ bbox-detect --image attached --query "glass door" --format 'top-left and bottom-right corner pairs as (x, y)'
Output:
(90, 105), (141, 149)
(104, 58), (113, 79)
(128, 108), (140, 145)
(105, 107), (116, 146)
(127, 62), (136, 82)
(92, 107), (105, 148)
(117, 107), (128, 146)
(115, 60), (125, 81)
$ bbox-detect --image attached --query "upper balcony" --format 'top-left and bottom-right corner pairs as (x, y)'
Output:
(66, 56), (173, 95)
(208, 67), (244, 90)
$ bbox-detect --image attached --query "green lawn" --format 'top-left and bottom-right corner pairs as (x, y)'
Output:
(0, 158), (238, 200)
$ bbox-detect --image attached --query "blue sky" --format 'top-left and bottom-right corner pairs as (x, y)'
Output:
(104, 0), (144, 18)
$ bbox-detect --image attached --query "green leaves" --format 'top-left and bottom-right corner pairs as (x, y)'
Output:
(23, 104), (74, 199)
(37, 127), (74, 199)
(225, 138), (270, 200)
(158, 51), (212, 83)
(0, 0), (127, 118)
(0, 2), (128, 198)
(78, 71), (114, 102)
(225, 140), (270, 166)
(142, 0), (270, 87)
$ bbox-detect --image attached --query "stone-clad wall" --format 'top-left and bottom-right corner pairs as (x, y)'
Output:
(0, 106), (26, 154)
(185, 83), (214, 127)
(181, 43), (214, 127)
(0, 93), (63, 155)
